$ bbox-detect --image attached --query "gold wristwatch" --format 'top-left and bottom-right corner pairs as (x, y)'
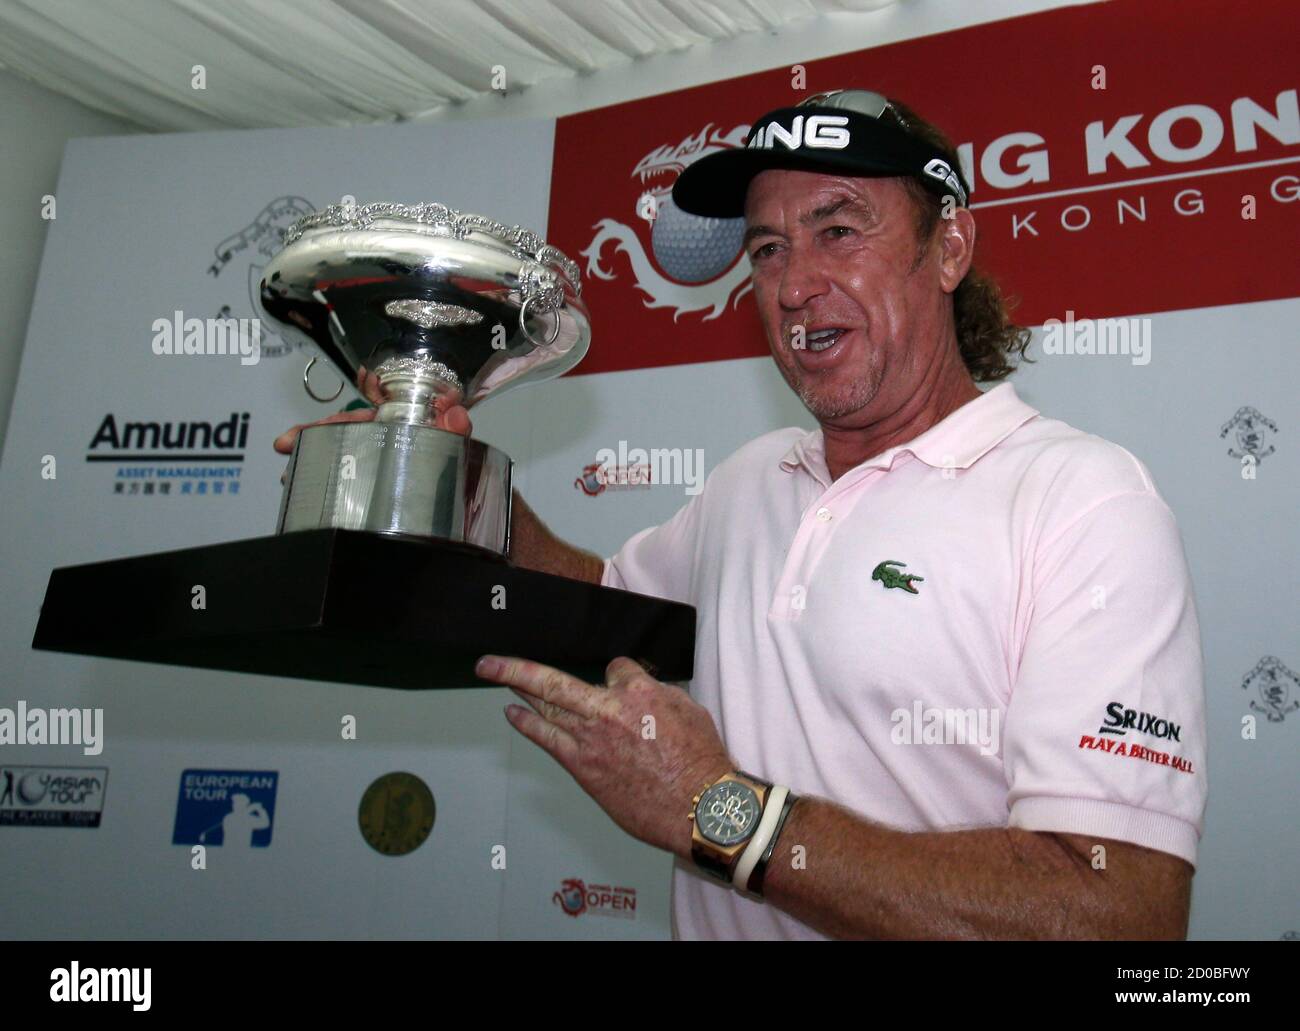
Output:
(689, 770), (773, 882)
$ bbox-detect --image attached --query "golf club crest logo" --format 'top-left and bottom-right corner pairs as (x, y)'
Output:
(582, 123), (752, 320)
(1220, 406), (1277, 463)
(1241, 656), (1299, 723)
(357, 771), (436, 856)
(207, 196), (315, 358)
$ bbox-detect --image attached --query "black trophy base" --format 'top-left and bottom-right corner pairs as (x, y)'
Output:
(32, 529), (696, 690)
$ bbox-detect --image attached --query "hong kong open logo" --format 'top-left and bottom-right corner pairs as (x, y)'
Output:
(551, 877), (637, 919)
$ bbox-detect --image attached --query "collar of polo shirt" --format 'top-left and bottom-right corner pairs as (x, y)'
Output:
(779, 383), (1040, 480)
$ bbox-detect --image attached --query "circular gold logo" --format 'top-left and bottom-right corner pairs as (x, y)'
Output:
(358, 772), (436, 856)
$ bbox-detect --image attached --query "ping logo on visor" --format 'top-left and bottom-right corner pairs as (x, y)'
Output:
(923, 158), (968, 207)
(746, 114), (851, 151)
(672, 89), (971, 218)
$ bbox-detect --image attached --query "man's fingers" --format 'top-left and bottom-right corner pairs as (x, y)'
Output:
(432, 395), (473, 437)
(606, 656), (651, 689)
(509, 686), (582, 730)
(504, 704), (580, 764)
(357, 366), (385, 406)
(476, 655), (600, 719)
(272, 408), (376, 454)
(435, 404), (472, 436)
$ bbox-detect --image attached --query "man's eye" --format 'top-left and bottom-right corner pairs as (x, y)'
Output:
(750, 242), (779, 260)
(824, 225), (854, 239)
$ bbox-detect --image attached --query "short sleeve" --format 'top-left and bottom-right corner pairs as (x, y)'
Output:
(1005, 490), (1207, 866)
(600, 491), (705, 605)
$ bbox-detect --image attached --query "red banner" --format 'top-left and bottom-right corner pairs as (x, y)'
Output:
(548, 0), (1298, 376)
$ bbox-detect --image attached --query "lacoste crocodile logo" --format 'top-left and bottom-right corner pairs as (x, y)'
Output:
(871, 560), (924, 595)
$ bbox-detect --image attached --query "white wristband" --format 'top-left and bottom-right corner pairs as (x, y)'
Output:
(731, 785), (789, 892)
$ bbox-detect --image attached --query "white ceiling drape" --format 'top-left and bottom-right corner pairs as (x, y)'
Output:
(0, 0), (899, 131)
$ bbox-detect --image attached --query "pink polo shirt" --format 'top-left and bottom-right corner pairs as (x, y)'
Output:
(601, 382), (1207, 941)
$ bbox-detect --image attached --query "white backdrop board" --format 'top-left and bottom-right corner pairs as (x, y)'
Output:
(2, 0), (1297, 941)
(0, 117), (676, 939)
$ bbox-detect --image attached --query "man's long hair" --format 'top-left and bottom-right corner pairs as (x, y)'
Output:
(891, 99), (1032, 382)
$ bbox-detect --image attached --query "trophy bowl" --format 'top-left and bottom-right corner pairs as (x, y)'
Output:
(258, 202), (589, 555)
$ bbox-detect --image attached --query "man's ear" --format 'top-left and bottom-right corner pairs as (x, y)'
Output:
(937, 207), (977, 294)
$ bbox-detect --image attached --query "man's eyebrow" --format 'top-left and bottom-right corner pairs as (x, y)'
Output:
(742, 197), (875, 247)
(742, 223), (779, 248)
(801, 197), (874, 225)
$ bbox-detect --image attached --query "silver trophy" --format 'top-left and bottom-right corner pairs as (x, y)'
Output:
(258, 202), (589, 554)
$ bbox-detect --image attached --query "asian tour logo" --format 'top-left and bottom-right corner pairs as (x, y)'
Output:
(582, 123), (752, 320)
(0, 766), (108, 827)
(552, 877), (637, 919)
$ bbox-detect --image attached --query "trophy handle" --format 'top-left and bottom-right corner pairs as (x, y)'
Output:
(302, 356), (345, 403)
(518, 296), (561, 349)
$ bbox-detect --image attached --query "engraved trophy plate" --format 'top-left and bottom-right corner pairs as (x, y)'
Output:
(259, 202), (589, 553)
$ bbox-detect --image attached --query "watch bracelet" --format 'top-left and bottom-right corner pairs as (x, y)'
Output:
(745, 791), (799, 897)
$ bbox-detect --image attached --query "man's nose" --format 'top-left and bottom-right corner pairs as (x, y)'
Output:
(777, 249), (830, 310)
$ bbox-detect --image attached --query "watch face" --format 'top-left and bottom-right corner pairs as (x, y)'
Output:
(695, 780), (761, 847)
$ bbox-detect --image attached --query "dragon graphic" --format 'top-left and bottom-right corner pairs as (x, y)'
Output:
(574, 463), (606, 496)
(552, 878), (587, 917)
(582, 123), (753, 320)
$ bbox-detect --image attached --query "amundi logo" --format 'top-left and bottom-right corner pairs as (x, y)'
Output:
(86, 412), (251, 457)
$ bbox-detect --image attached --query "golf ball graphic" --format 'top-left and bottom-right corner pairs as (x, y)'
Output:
(650, 192), (744, 283)
(18, 772), (48, 805)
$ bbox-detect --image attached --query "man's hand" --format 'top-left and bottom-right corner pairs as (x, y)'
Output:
(272, 365), (472, 457)
(476, 654), (735, 859)
(269, 369), (604, 582)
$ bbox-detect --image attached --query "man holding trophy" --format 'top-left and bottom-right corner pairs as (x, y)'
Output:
(273, 90), (1207, 941)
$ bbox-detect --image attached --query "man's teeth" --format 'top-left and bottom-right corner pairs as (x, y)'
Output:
(804, 328), (844, 352)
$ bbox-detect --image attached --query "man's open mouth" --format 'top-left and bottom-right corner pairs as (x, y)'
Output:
(804, 327), (846, 353)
